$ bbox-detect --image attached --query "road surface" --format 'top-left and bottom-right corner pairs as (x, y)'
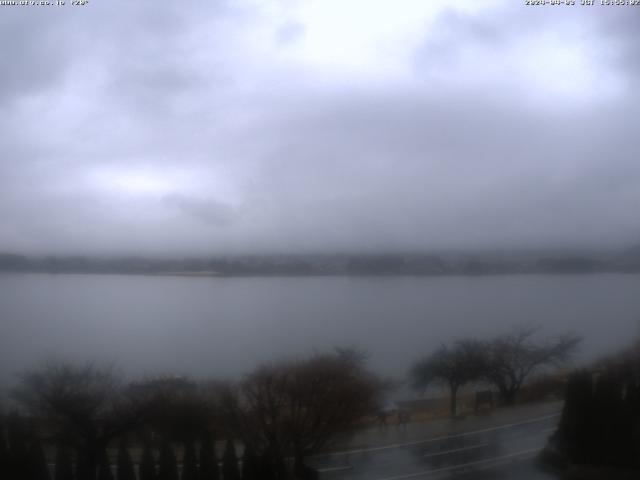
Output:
(309, 402), (562, 480)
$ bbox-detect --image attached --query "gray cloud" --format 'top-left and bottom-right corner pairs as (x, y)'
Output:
(163, 193), (237, 227)
(275, 21), (306, 45)
(1, 1), (639, 255)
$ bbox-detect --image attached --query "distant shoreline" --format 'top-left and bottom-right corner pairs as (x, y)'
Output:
(2, 251), (640, 277)
(3, 269), (640, 279)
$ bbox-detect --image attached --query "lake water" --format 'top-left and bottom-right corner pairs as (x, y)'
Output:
(1, 273), (639, 389)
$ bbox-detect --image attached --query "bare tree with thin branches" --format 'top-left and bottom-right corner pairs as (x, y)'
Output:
(12, 361), (149, 479)
(411, 340), (487, 417)
(484, 326), (581, 404)
(223, 349), (384, 477)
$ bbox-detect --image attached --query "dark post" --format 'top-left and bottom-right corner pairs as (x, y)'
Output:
(222, 440), (240, 480)
(139, 443), (156, 480)
(116, 443), (136, 480)
(53, 447), (74, 480)
(199, 432), (219, 480)
(182, 441), (198, 480)
(157, 441), (178, 480)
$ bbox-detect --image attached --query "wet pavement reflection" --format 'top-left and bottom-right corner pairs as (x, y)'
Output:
(310, 413), (561, 479)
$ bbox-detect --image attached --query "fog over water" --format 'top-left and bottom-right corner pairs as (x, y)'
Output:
(3, 1), (640, 408)
(1, 273), (638, 391)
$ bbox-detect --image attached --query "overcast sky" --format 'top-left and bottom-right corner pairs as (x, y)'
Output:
(1, 0), (639, 255)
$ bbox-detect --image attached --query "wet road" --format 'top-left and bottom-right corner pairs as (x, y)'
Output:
(309, 412), (560, 480)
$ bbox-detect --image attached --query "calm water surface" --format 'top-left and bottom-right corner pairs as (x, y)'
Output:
(1, 273), (639, 388)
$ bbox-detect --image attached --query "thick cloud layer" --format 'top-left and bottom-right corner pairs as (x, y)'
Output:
(1, 0), (639, 254)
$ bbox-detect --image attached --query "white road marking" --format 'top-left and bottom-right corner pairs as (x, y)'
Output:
(422, 443), (488, 458)
(313, 412), (560, 458)
(374, 447), (541, 480)
(317, 465), (354, 473)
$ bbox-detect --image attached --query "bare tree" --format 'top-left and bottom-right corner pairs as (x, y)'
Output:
(224, 349), (383, 477)
(484, 327), (581, 405)
(411, 340), (487, 417)
(129, 375), (216, 444)
(12, 362), (148, 479)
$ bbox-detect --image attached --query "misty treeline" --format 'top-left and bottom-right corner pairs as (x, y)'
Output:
(2, 250), (640, 276)
(0, 327), (582, 479)
(0, 349), (383, 480)
(542, 341), (640, 473)
(411, 327), (581, 416)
